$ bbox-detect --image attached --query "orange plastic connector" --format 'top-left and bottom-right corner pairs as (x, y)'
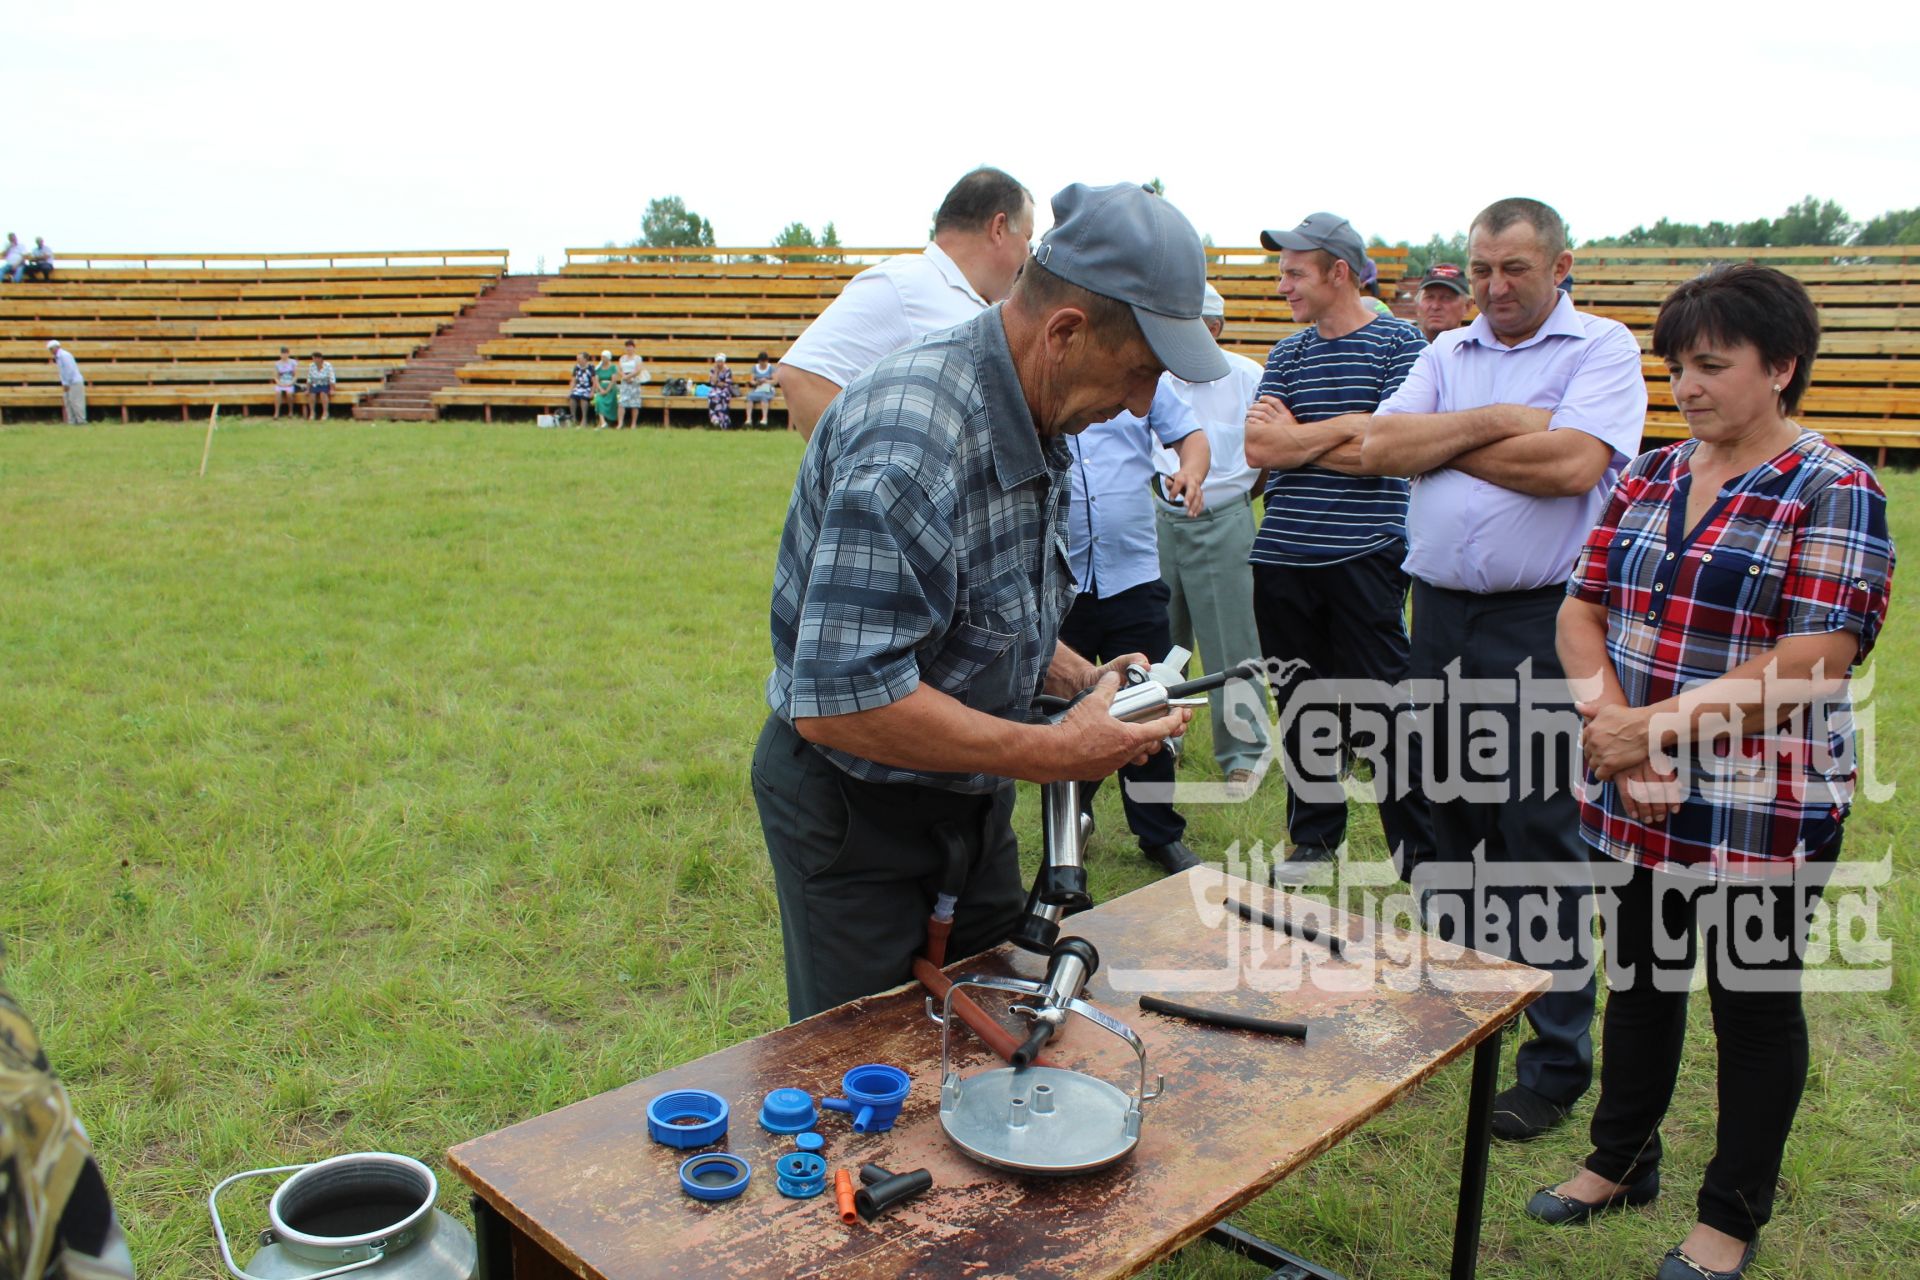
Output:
(834, 1169), (858, 1225)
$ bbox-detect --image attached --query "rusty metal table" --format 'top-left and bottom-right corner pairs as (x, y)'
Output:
(449, 866), (1548, 1280)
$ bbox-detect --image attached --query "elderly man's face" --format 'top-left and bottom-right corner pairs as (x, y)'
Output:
(1468, 223), (1572, 344)
(1046, 322), (1164, 436)
(1416, 284), (1470, 341)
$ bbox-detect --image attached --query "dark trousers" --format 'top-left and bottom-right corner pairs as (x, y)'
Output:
(1251, 547), (1435, 875)
(750, 715), (1026, 1021)
(1587, 836), (1842, 1239)
(1056, 580), (1183, 850)
(1409, 580), (1596, 1107)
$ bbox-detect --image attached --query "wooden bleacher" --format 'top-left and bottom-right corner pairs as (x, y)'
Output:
(0, 251), (506, 421)
(429, 247), (1411, 424)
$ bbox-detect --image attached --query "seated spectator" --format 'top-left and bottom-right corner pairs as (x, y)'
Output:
(1358, 258), (1394, 317)
(22, 237), (54, 282)
(272, 346), (298, 419)
(2, 233), (22, 283)
(569, 352), (594, 426)
(307, 351), (336, 421)
(747, 351), (775, 427)
(617, 340), (649, 428)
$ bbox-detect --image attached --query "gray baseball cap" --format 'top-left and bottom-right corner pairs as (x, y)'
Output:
(1031, 182), (1227, 383)
(1260, 212), (1368, 278)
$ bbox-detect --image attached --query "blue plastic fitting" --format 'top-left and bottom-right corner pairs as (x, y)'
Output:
(758, 1087), (818, 1134)
(678, 1153), (751, 1202)
(793, 1132), (825, 1154)
(819, 1063), (911, 1133)
(775, 1152), (828, 1199)
(647, 1089), (729, 1149)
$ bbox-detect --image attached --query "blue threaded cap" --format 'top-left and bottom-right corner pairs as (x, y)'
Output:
(647, 1089), (729, 1149)
(758, 1087), (818, 1134)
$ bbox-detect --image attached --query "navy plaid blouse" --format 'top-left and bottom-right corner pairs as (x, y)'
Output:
(1567, 431), (1894, 878)
(766, 307), (1075, 792)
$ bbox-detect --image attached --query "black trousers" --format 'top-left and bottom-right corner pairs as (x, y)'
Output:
(1409, 579), (1596, 1107)
(1586, 835), (1842, 1240)
(1056, 580), (1184, 850)
(1251, 547), (1435, 875)
(750, 715), (1026, 1021)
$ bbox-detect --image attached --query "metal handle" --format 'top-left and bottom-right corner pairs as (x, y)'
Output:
(937, 976), (1163, 1107)
(209, 1166), (387, 1280)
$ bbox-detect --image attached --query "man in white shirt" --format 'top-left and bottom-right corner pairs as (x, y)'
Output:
(775, 167), (1034, 440)
(1152, 285), (1271, 796)
(48, 340), (85, 424)
(2, 234), (23, 283)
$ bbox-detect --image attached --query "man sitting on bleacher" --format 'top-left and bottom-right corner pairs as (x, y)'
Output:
(775, 167), (1033, 441)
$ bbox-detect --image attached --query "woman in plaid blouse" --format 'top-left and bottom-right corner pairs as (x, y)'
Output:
(1526, 266), (1894, 1280)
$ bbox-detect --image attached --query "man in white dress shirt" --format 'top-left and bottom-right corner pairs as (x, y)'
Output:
(775, 167), (1034, 440)
(1152, 285), (1270, 796)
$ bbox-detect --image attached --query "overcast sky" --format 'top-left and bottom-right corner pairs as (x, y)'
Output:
(7, 0), (1916, 274)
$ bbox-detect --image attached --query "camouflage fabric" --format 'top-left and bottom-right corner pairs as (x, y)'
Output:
(1, 964), (134, 1279)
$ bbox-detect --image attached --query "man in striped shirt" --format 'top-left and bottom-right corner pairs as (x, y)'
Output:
(1243, 212), (1435, 882)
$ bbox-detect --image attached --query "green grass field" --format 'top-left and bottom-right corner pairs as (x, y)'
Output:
(2, 422), (1914, 1279)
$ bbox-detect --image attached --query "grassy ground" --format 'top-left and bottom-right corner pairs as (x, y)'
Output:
(1, 421), (1914, 1279)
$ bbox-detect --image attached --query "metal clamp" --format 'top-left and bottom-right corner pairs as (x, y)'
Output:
(931, 975), (1163, 1110)
(209, 1166), (386, 1280)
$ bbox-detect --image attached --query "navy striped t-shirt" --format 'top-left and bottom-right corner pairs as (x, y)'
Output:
(1250, 316), (1424, 567)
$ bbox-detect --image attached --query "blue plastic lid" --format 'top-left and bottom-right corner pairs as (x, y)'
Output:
(678, 1153), (751, 1202)
(758, 1087), (818, 1134)
(793, 1132), (825, 1154)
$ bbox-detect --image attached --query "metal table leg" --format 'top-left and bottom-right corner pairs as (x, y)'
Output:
(1449, 1030), (1504, 1280)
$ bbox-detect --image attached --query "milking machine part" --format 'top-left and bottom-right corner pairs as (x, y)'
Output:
(930, 935), (1164, 1175)
(820, 1064), (911, 1133)
(646, 1089), (730, 1148)
(209, 1152), (474, 1280)
(1010, 657), (1266, 957)
(854, 1167), (934, 1221)
(758, 1087), (818, 1134)
(678, 1153), (752, 1202)
(775, 1152), (829, 1199)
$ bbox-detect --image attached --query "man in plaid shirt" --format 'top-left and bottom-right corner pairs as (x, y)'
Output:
(754, 183), (1227, 1019)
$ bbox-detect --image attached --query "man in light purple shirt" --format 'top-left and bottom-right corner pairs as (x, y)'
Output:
(1346, 198), (1647, 1142)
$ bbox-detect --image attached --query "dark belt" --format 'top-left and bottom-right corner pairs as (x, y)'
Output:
(1418, 580), (1567, 605)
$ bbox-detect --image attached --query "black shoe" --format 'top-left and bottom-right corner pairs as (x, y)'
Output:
(1524, 1167), (1659, 1225)
(1490, 1085), (1570, 1142)
(1143, 840), (1201, 875)
(1657, 1238), (1758, 1279)
(1269, 845), (1336, 886)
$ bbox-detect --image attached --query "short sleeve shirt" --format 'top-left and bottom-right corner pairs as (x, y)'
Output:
(777, 243), (988, 388)
(1250, 316), (1424, 567)
(1566, 431), (1895, 878)
(766, 306), (1076, 793)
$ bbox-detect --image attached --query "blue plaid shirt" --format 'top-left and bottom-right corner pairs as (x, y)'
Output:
(766, 306), (1076, 792)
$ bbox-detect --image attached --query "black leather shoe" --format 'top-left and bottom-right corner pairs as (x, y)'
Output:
(1490, 1085), (1570, 1141)
(1269, 846), (1336, 886)
(1143, 840), (1201, 875)
(1524, 1167), (1658, 1225)
(1656, 1238), (1758, 1279)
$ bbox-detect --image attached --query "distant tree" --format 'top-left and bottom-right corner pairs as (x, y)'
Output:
(773, 220), (819, 263)
(1856, 206), (1920, 245)
(1769, 195), (1853, 247)
(1145, 177), (1166, 197)
(636, 196), (716, 260)
(819, 221), (842, 263)
(1402, 232), (1468, 277)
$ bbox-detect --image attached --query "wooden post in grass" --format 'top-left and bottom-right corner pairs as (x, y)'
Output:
(199, 404), (220, 477)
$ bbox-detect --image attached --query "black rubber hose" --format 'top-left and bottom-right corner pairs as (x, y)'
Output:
(1138, 994), (1308, 1041)
(855, 1168), (934, 1222)
(858, 1163), (894, 1187)
(1008, 1019), (1055, 1070)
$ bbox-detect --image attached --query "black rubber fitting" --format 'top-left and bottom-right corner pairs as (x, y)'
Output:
(854, 1168), (933, 1221)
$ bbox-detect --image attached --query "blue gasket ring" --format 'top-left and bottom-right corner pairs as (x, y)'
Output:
(775, 1152), (828, 1198)
(647, 1089), (729, 1149)
(679, 1152), (752, 1201)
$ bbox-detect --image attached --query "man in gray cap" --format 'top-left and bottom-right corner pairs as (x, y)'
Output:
(754, 182), (1225, 1019)
(1244, 211), (1434, 885)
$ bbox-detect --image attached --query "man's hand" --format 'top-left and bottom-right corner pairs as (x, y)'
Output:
(1163, 467), (1206, 517)
(1048, 670), (1191, 781)
(1043, 647), (1154, 701)
(1614, 757), (1684, 824)
(1576, 699), (1654, 779)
